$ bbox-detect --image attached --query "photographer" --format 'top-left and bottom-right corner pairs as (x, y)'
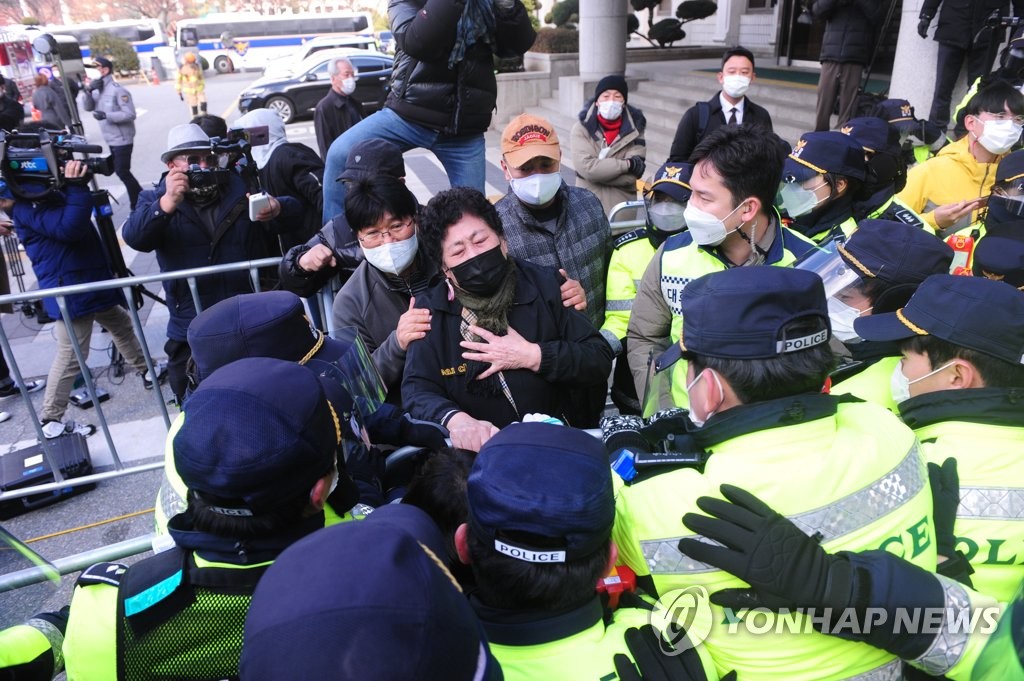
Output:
(0, 158), (155, 439)
(81, 57), (142, 210)
(123, 123), (299, 403)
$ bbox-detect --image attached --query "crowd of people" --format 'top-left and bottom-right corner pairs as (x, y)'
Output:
(1, 0), (1024, 677)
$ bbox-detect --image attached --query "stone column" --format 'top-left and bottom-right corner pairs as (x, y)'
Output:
(578, 0), (627, 78)
(889, 0), (966, 122)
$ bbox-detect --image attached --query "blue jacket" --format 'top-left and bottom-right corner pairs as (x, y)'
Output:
(12, 183), (128, 320)
(123, 172), (274, 341)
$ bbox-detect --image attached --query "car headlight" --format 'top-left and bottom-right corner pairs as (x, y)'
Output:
(242, 88), (267, 97)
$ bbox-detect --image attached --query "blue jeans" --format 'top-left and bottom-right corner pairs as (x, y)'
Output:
(322, 107), (486, 224)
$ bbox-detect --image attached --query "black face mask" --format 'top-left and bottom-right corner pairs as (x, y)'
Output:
(449, 244), (508, 297)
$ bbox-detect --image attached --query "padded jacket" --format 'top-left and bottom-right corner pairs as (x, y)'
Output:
(809, 0), (885, 65)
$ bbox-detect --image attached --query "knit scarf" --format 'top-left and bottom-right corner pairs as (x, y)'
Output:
(597, 113), (622, 146)
(449, 0), (496, 69)
(456, 260), (518, 401)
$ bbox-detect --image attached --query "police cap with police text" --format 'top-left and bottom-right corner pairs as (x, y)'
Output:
(240, 504), (502, 681)
(173, 357), (347, 515)
(647, 162), (693, 203)
(467, 422), (614, 564)
(658, 267), (831, 369)
(784, 131), (867, 183)
(855, 274), (1024, 365)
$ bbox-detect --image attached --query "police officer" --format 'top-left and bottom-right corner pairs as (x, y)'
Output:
(973, 221), (1024, 287)
(874, 98), (947, 166)
(839, 116), (927, 229)
(794, 219), (953, 410)
(81, 57), (142, 210)
(777, 130), (867, 243)
(0, 358), (358, 680)
(626, 126), (816, 409)
(602, 162), (693, 415)
(455, 422), (720, 680)
(611, 266), (935, 679)
(855, 274), (1024, 602)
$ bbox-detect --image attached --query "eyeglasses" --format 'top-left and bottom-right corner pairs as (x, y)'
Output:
(980, 111), (1024, 126)
(182, 153), (218, 167)
(357, 219), (414, 247)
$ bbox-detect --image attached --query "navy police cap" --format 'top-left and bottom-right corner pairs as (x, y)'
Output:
(855, 274), (1024, 365)
(647, 162), (693, 203)
(784, 131), (867, 183)
(972, 222), (1024, 288)
(996, 149), (1024, 185)
(658, 267), (831, 370)
(838, 219), (953, 285)
(840, 117), (900, 155)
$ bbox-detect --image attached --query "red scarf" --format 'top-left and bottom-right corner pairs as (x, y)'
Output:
(597, 113), (622, 146)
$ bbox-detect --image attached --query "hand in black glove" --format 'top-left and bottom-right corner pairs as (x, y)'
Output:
(612, 624), (729, 681)
(928, 457), (959, 558)
(678, 484), (855, 613)
(917, 17), (930, 38)
(627, 155), (646, 178)
(92, 110), (106, 121)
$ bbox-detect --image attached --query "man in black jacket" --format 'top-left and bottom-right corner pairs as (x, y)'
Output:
(320, 0), (536, 224)
(668, 46), (774, 162)
(919, 0), (1024, 130)
(811, 0), (884, 131)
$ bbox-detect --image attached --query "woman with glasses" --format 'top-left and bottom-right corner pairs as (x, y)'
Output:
(402, 187), (613, 452)
(331, 175), (441, 404)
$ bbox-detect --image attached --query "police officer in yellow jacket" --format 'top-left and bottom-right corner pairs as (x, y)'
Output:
(454, 422), (720, 681)
(611, 266), (936, 680)
(855, 274), (1024, 602)
(626, 126), (816, 408)
(778, 131), (867, 244)
(0, 358), (357, 680)
(794, 219), (953, 410)
(602, 162), (692, 415)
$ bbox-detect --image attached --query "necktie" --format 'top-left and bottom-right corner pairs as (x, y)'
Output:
(728, 108), (738, 125)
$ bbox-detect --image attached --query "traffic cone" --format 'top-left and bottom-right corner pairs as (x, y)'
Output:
(150, 68), (160, 86)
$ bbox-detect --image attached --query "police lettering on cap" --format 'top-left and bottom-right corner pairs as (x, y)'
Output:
(467, 422), (615, 564)
(657, 267), (831, 370)
(240, 505), (502, 681)
(501, 113), (561, 170)
(783, 131), (867, 184)
(647, 162), (693, 204)
(173, 357), (343, 516)
(855, 274), (1024, 366)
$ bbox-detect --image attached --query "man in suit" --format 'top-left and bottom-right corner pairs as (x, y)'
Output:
(668, 46), (773, 163)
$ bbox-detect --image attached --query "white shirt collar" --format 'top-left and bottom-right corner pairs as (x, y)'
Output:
(719, 92), (746, 122)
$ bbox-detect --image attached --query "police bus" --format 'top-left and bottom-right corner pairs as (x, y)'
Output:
(28, 19), (172, 69)
(175, 11), (376, 75)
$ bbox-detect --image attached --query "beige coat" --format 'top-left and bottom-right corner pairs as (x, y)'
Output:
(570, 102), (647, 216)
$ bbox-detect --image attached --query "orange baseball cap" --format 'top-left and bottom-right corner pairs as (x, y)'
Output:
(501, 113), (561, 169)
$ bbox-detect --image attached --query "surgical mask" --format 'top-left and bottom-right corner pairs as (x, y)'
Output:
(828, 297), (871, 343)
(779, 180), (825, 218)
(648, 201), (687, 232)
(682, 201), (745, 247)
(889, 360), (955, 405)
(684, 368), (724, 428)
(340, 77), (357, 95)
(722, 75), (751, 99)
(449, 244), (509, 297)
(597, 100), (623, 120)
(977, 118), (1023, 155)
(362, 233), (418, 275)
(510, 171), (561, 207)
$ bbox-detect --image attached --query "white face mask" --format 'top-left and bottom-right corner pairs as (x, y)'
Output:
(682, 200), (745, 247)
(889, 360), (955, 405)
(827, 297), (871, 343)
(361, 233), (418, 275)
(722, 75), (751, 99)
(685, 368), (724, 428)
(510, 171), (561, 206)
(597, 100), (623, 120)
(340, 77), (357, 95)
(779, 180), (826, 218)
(977, 118), (1023, 155)
(648, 201), (687, 232)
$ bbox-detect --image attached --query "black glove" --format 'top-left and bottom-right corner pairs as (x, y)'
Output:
(928, 457), (959, 558)
(92, 110), (106, 121)
(679, 484), (856, 613)
(179, 92), (184, 101)
(89, 78), (104, 93)
(917, 16), (930, 38)
(627, 155), (646, 178)
(612, 624), (728, 681)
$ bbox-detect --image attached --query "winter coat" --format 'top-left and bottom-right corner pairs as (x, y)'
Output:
(12, 183), (128, 319)
(386, 0), (536, 135)
(258, 142), (325, 253)
(809, 0), (885, 65)
(122, 172), (272, 341)
(921, 0), (1020, 50)
(32, 82), (73, 129)
(570, 101), (646, 216)
(668, 92), (774, 163)
(80, 75), (135, 147)
(314, 89), (364, 159)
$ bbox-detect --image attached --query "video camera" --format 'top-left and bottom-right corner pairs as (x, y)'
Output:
(987, 13), (1024, 28)
(0, 129), (114, 201)
(209, 125), (267, 191)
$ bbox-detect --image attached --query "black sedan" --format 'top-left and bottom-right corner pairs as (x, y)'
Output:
(238, 49), (392, 124)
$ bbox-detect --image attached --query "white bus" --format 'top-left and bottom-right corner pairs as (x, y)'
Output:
(175, 12), (376, 74)
(30, 19), (172, 69)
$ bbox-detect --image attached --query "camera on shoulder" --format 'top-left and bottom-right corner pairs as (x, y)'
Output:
(0, 128), (114, 200)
